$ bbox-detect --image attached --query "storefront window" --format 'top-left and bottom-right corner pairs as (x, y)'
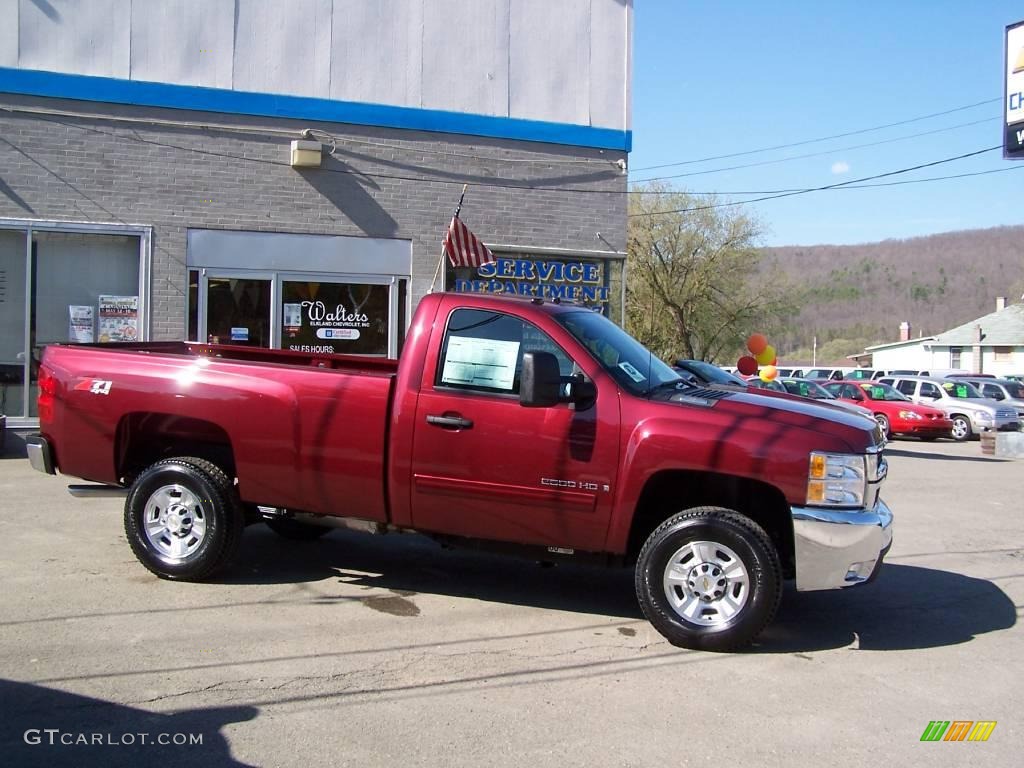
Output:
(281, 280), (389, 355)
(446, 251), (625, 324)
(205, 277), (271, 346)
(0, 225), (147, 421)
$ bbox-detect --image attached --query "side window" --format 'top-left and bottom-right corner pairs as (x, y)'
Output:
(436, 308), (574, 395)
(920, 383), (940, 399)
(896, 380), (916, 396)
(982, 384), (1004, 400)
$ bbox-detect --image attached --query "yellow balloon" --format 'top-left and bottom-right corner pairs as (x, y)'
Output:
(754, 344), (776, 366)
(760, 364), (778, 381)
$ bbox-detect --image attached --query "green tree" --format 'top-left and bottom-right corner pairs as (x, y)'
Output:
(627, 183), (794, 363)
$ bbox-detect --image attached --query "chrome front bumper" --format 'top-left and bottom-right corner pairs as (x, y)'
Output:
(26, 434), (56, 475)
(792, 498), (893, 591)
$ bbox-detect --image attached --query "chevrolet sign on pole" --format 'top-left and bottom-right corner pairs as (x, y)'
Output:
(1006, 20), (1024, 158)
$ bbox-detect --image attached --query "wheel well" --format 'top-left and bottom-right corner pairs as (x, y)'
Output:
(626, 470), (794, 578)
(116, 413), (236, 483)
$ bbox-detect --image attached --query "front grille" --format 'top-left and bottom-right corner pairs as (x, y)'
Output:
(996, 408), (1016, 419)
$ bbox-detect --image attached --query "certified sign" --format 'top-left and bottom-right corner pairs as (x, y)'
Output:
(1006, 20), (1024, 158)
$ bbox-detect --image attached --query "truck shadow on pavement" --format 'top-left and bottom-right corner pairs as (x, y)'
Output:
(228, 528), (1016, 653)
(883, 447), (1009, 462)
(0, 678), (257, 768)
(755, 563), (1017, 653)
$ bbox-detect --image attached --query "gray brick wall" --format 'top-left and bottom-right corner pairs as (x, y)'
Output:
(0, 95), (627, 341)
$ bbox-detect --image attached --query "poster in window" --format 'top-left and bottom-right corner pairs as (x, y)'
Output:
(97, 295), (139, 343)
(280, 282), (389, 355)
(68, 305), (94, 343)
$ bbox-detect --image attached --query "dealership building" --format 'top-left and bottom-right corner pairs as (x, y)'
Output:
(0, 0), (632, 426)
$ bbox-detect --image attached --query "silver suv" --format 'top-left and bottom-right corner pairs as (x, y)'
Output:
(878, 375), (1019, 441)
(952, 377), (1024, 430)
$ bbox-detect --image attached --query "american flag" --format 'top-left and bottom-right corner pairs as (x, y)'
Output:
(443, 216), (494, 268)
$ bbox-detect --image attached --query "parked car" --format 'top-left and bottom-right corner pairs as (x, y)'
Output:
(877, 375), (1019, 441)
(779, 378), (876, 420)
(26, 291), (892, 651)
(776, 367), (806, 378)
(952, 377), (1024, 429)
(824, 381), (953, 441)
(845, 369), (879, 380)
(743, 376), (788, 393)
(803, 368), (850, 381)
(672, 359), (749, 389)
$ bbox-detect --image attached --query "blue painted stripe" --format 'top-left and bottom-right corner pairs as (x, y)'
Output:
(0, 67), (631, 152)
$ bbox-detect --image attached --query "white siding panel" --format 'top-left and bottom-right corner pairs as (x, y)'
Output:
(509, 0), (589, 124)
(330, 0), (423, 107)
(18, 0), (130, 78)
(0, 0), (17, 67)
(233, 0), (332, 98)
(421, 0), (509, 117)
(130, 0), (234, 89)
(590, 0), (630, 130)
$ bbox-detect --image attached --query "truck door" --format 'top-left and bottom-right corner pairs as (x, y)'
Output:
(408, 307), (619, 552)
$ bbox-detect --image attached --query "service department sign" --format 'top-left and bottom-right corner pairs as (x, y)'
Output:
(1006, 21), (1024, 158)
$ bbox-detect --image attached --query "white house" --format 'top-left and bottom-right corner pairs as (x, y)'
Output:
(857, 298), (1024, 376)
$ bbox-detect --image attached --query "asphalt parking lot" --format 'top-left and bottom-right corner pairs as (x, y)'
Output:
(0, 434), (1020, 767)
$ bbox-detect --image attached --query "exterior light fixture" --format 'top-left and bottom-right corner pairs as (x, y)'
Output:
(290, 139), (322, 168)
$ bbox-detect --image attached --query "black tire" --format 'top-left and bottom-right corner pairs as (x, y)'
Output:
(265, 517), (332, 540)
(124, 457), (244, 581)
(950, 415), (972, 442)
(635, 507), (781, 651)
(874, 413), (892, 440)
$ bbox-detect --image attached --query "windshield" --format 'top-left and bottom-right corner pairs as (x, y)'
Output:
(847, 369), (875, 380)
(1004, 382), (1024, 399)
(781, 379), (834, 399)
(941, 381), (982, 399)
(556, 310), (680, 395)
(860, 383), (910, 402)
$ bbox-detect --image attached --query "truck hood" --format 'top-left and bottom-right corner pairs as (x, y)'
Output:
(663, 386), (883, 452)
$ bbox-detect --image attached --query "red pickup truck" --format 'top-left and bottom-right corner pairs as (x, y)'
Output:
(27, 292), (892, 650)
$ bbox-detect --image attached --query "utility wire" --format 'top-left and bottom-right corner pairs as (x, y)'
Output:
(630, 97), (1002, 171)
(629, 116), (996, 184)
(628, 146), (1003, 218)
(4, 109), (1013, 201)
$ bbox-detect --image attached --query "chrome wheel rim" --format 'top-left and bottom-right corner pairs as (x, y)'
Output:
(662, 540), (750, 626)
(143, 484), (208, 561)
(875, 414), (889, 434)
(951, 418), (969, 440)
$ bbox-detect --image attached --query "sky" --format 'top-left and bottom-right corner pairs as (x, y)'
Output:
(628, 2), (1023, 246)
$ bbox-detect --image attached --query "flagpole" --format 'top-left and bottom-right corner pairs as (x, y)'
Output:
(429, 184), (468, 294)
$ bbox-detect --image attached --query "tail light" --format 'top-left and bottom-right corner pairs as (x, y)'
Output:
(37, 365), (56, 423)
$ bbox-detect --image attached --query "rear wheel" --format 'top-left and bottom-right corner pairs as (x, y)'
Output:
(950, 415), (972, 442)
(635, 507), (782, 651)
(124, 457), (244, 580)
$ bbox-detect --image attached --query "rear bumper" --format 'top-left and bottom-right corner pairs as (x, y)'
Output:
(792, 498), (893, 591)
(26, 434), (55, 475)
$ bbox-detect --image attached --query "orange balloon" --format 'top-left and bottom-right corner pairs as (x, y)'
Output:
(760, 364), (778, 381)
(747, 333), (768, 355)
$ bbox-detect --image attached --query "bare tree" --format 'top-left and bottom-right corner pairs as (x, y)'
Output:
(627, 183), (794, 362)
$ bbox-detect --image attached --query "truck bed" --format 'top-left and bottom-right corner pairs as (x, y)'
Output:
(40, 341), (398, 521)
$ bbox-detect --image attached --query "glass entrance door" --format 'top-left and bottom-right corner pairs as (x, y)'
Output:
(200, 273), (273, 347)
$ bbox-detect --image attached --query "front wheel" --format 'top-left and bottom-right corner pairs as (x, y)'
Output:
(875, 413), (892, 439)
(950, 415), (972, 442)
(124, 457), (244, 580)
(635, 507), (782, 651)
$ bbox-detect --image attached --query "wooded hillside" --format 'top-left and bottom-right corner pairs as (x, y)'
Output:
(761, 225), (1024, 363)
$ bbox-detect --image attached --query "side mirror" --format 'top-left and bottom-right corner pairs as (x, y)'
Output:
(520, 351), (562, 407)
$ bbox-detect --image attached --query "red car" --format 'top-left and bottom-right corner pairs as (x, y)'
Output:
(824, 381), (953, 440)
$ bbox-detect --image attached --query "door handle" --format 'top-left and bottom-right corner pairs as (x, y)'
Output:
(426, 414), (474, 430)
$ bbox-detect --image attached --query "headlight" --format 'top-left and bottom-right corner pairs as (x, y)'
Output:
(807, 452), (866, 507)
(976, 412), (993, 422)
(898, 410), (922, 420)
